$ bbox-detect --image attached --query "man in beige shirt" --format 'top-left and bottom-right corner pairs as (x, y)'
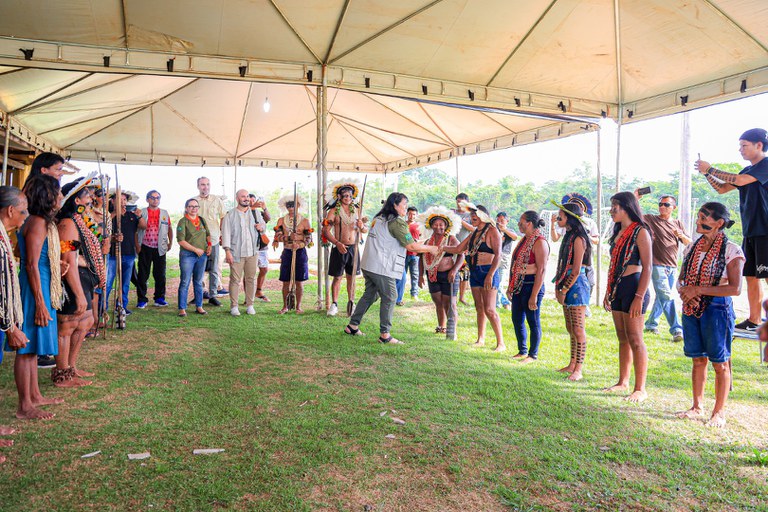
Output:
(195, 177), (227, 306)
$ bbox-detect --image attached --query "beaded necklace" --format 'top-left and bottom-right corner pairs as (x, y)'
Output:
(72, 212), (106, 289)
(553, 229), (576, 290)
(509, 229), (544, 294)
(466, 224), (490, 267)
(605, 222), (642, 303)
(336, 203), (357, 226)
(679, 232), (728, 318)
(0, 222), (23, 331)
(423, 234), (451, 282)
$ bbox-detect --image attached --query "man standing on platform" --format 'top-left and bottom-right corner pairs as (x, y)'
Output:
(642, 194), (691, 342)
(196, 177), (227, 307)
(222, 189), (264, 316)
(136, 190), (173, 308)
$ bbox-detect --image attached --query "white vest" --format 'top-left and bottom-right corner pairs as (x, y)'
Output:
(361, 216), (406, 278)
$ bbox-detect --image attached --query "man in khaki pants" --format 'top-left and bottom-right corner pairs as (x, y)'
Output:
(222, 189), (265, 316)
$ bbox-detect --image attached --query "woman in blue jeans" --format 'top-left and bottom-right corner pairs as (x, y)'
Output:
(176, 198), (211, 317)
(507, 211), (549, 363)
(676, 202), (744, 428)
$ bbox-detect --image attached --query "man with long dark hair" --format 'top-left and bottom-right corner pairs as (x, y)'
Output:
(343, 193), (436, 344)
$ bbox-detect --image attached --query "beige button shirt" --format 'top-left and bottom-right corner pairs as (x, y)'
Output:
(196, 194), (226, 241)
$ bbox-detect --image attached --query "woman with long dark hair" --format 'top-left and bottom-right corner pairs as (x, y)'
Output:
(676, 203), (744, 428)
(54, 177), (107, 387)
(176, 198), (211, 317)
(344, 192), (436, 344)
(443, 203), (505, 351)
(603, 191), (652, 402)
(6, 176), (65, 416)
(552, 202), (592, 380)
(508, 211), (549, 362)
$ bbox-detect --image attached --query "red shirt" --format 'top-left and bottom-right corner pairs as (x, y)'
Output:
(406, 222), (421, 256)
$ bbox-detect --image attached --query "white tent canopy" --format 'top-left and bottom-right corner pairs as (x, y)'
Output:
(0, 66), (595, 172)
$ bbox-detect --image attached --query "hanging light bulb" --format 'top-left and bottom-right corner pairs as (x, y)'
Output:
(263, 97), (271, 113)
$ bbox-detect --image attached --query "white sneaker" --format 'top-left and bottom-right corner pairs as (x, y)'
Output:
(327, 303), (338, 316)
(246, 306), (256, 315)
(230, 307), (241, 317)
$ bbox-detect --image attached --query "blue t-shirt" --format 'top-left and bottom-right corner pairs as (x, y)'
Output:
(738, 157), (768, 237)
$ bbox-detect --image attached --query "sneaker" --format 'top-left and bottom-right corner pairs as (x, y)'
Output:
(327, 302), (339, 316)
(585, 306), (592, 318)
(136, 300), (148, 309)
(672, 333), (684, 343)
(124, 309), (133, 316)
(246, 306), (256, 315)
(396, 301), (405, 306)
(230, 307), (241, 317)
(208, 297), (222, 307)
(644, 327), (659, 335)
(217, 289), (229, 297)
(411, 295), (420, 302)
(153, 298), (168, 307)
(37, 355), (56, 368)
(735, 319), (759, 332)
(203, 291), (211, 300)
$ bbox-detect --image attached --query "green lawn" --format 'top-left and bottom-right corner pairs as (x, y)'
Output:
(1, 272), (767, 511)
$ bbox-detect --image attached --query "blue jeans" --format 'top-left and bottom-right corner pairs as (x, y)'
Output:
(178, 249), (207, 310)
(511, 275), (545, 357)
(645, 265), (682, 335)
(396, 254), (419, 301)
(106, 254), (136, 309)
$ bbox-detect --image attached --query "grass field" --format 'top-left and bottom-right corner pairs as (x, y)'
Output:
(1, 269), (767, 511)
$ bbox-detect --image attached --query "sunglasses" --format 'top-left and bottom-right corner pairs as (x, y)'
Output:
(148, 195), (161, 200)
(658, 202), (673, 207)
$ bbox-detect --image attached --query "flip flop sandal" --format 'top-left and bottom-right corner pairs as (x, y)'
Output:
(378, 335), (404, 344)
(344, 325), (364, 336)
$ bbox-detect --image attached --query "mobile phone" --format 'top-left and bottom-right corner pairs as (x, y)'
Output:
(637, 186), (652, 196)
(126, 204), (137, 212)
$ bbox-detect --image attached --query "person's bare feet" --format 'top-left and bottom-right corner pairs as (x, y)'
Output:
(54, 376), (91, 388)
(0, 439), (13, 447)
(473, 338), (485, 346)
(74, 368), (95, 378)
(459, 299), (469, 306)
(520, 356), (536, 364)
(0, 426), (16, 435)
(296, 308), (304, 314)
(558, 365), (575, 373)
(16, 407), (55, 420)
(567, 370), (583, 381)
(33, 396), (64, 406)
(675, 407), (703, 420)
(625, 390), (648, 403)
(602, 383), (629, 393)
(493, 344), (506, 352)
(706, 412), (727, 428)
(278, 308), (289, 315)
(512, 353), (526, 359)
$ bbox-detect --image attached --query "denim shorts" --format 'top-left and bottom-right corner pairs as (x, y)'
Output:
(563, 270), (590, 307)
(469, 264), (500, 289)
(682, 296), (735, 363)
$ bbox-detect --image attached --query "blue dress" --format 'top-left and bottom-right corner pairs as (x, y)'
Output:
(4, 229), (58, 356)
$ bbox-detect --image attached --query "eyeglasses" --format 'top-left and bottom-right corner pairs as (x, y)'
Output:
(658, 202), (673, 207)
(187, 205), (200, 209)
(148, 195), (161, 200)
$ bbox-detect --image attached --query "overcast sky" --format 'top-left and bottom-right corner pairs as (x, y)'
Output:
(69, 93), (767, 214)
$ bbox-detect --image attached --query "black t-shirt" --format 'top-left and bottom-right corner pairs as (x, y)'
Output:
(738, 157), (768, 237)
(111, 211), (140, 256)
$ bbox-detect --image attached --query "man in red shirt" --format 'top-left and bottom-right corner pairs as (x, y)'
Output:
(395, 206), (421, 305)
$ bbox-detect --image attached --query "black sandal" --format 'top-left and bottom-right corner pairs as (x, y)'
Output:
(378, 335), (404, 344)
(344, 325), (364, 336)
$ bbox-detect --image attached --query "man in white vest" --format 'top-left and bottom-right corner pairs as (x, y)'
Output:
(343, 193), (437, 344)
(136, 190), (173, 308)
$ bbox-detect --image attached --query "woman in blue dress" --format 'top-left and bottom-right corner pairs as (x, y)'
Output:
(7, 175), (64, 419)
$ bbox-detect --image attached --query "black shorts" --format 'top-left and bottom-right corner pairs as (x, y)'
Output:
(328, 244), (359, 277)
(59, 267), (96, 315)
(427, 270), (459, 295)
(610, 272), (650, 314)
(742, 235), (768, 278)
(279, 248), (309, 282)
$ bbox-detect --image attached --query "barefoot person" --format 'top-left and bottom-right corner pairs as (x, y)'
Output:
(508, 211), (549, 363)
(676, 203), (744, 428)
(552, 202), (592, 380)
(603, 192), (652, 402)
(444, 203), (505, 351)
(274, 194), (313, 314)
(7, 176), (64, 417)
(54, 177), (108, 387)
(322, 179), (367, 316)
(343, 193), (437, 344)
(417, 206), (464, 340)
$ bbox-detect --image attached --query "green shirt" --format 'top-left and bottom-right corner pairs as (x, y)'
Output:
(177, 216), (210, 251)
(388, 217), (413, 247)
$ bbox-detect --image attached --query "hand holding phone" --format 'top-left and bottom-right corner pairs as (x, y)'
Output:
(637, 186), (652, 196)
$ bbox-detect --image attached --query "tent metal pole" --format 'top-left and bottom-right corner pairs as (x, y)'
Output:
(1, 120), (9, 186)
(615, 115), (622, 193)
(679, 112), (692, 236)
(595, 129), (603, 306)
(455, 151), (460, 194)
(316, 83), (324, 310)
(613, 0), (623, 194)
(321, 66), (330, 310)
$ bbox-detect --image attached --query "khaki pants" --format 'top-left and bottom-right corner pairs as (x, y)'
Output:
(229, 255), (258, 308)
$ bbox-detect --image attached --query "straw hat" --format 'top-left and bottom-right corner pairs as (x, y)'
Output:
(459, 200), (495, 227)
(108, 188), (139, 205)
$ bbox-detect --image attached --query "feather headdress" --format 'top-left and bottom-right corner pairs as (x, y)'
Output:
(416, 206), (461, 239)
(323, 178), (361, 211)
(278, 193), (307, 214)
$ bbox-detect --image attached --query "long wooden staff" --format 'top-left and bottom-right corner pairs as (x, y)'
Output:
(95, 151), (109, 338)
(286, 183), (298, 310)
(113, 165), (126, 329)
(347, 175), (367, 317)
